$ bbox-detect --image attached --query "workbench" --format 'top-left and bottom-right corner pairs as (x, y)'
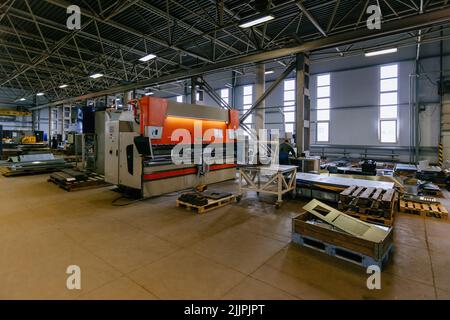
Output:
(296, 173), (395, 203)
(238, 165), (297, 208)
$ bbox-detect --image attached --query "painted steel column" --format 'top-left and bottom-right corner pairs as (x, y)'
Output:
(255, 63), (265, 133)
(191, 77), (197, 104)
(295, 53), (311, 154)
(48, 106), (52, 142)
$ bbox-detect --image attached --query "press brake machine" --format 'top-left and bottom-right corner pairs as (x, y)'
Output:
(105, 96), (239, 198)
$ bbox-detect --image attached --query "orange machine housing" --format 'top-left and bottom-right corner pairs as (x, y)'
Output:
(138, 96), (239, 145)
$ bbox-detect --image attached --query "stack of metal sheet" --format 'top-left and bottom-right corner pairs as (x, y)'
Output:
(0, 153), (73, 177)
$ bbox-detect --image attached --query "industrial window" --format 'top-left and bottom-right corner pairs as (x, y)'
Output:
(176, 95), (183, 103)
(242, 85), (253, 125)
(284, 79), (295, 134)
(379, 64), (398, 143)
(220, 88), (229, 106)
(316, 74), (330, 142)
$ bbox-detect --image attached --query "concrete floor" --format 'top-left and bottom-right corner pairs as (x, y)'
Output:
(1, 174), (450, 300)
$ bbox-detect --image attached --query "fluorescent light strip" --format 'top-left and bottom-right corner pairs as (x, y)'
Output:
(139, 54), (157, 62)
(19, 98), (26, 101)
(239, 15), (274, 28)
(90, 73), (103, 79)
(365, 48), (397, 57)
(144, 92), (154, 96)
(36, 93), (44, 96)
(265, 70), (274, 75)
(59, 84), (68, 88)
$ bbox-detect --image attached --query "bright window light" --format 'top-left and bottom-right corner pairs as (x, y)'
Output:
(380, 120), (397, 143)
(284, 79), (295, 91)
(176, 95), (183, 103)
(379, 63), (398, 143)
(284, 90), (295, 101)
(380, 92), (397, 105)
(317, 74), (330, 87)
(380, 78), (398, 92)
(380, 106), (398, 119)
(317, 86), (330, 98)
(317, 98), (330, 109)
(317, 122), (329, 142)
(381, 65), (398, 79)
(59, 84), (68, 88)
(285, 123), (294, 134)
(239, 15), (274, 28)
(90, 73), (103, 79)
(365, 48), (398, 57)
(139, 54), (157, 62)
(317, 110), (330, 121)
(316, 73), (331, 142)
(285, 112), (295, 122)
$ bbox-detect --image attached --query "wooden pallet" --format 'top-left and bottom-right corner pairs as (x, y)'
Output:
(48, 173), (110, 191)
(292, 232), (394, 269)
(339, 186), (396, 220)
(176, 194), (237, 214)
(399, 200), (448, 219)
(345, 211), (394, 226)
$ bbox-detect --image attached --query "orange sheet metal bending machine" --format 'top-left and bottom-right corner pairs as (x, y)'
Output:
(105, 96), (239, 197)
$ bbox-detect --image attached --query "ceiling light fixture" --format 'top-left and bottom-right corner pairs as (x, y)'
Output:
(265, 70), (274, 75)
(365, 48), (398, 57)
(139, 54), (157, 62)
(144, 92), (154, 96)
(239, 14), (274, 28)
(19, 98), (26, 101)
(59, 84), (68, 88)
(90, 73), (103, 79)
(36, 92), (44, 96)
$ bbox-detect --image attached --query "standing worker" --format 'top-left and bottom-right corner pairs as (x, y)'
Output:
(51, 136), (58, 149)
(279, 139), (296, 165)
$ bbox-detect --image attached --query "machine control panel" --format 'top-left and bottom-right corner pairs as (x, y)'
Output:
(147, 126), (163, 139)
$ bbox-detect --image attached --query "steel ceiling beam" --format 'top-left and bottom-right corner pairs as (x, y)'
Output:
(46, 0), (213, 63)
(34, 6), (450, 109)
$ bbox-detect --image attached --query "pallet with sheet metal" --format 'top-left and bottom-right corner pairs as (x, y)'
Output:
(344, 211), (394, 226)
(48, 172), (110, 191)
(176, 194), (237, 214)
(339, 186), (397, 222)
(399, 200), (448, 219)
(0, 165), (67, 177)
(292, 208), (394, 269)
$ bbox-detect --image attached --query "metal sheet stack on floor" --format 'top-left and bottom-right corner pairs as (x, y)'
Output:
(0, 153), (72, 177)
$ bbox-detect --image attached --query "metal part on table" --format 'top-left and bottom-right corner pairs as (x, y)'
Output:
(297, 173), (395, 190)
(238, 165), (297, 207)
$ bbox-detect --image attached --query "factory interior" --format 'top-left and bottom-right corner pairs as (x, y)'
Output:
(1, 0), (450, 303)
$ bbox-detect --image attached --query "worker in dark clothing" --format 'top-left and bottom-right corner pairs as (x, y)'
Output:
(51, 136), (58, 149)
(279, 139), (296, 165)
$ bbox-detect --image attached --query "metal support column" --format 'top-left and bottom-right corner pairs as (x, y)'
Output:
(295, 53), (311, 154)
(255, 63), (265, 134)
(191, 77), (197, 104)
(48, 106), (52, 142)
(231, 70), (237, 109)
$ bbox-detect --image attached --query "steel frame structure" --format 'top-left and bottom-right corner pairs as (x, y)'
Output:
(0, 0), (448, 107)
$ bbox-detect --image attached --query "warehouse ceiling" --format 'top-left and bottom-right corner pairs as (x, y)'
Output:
(0, 0), (450, 107)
